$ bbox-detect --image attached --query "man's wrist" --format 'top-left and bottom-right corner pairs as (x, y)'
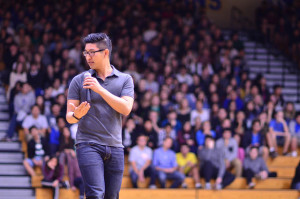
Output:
(72, 113), (81, 120)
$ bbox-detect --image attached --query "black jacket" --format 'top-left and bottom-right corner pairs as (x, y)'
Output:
(27, 137), (49, 159)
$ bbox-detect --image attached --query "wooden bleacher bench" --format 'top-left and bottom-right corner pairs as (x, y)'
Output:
(36, 188), (300, 199)
(120, 176), (292, 189)
(269, 166), (295, 178)
(267, 156), (300, 167)
(120, 189), (299, 199)
(36, 188), (79, 199)
(33, 144), (300, 199)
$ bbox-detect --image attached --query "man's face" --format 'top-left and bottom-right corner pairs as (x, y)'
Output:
(180, 145), (189, 155)
(250, 148), (258, 160)
(32, 106), (40, 117)
(163, 138), (173, 149)
(253, 122), (261, 132)
(137, 136), (147, 147)
(84, 43), (108, 69)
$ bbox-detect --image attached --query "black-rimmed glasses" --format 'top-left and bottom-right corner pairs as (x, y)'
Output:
(82, 49), (106, 57)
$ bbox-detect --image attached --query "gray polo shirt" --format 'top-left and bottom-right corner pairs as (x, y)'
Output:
(67, 65), (134, 147)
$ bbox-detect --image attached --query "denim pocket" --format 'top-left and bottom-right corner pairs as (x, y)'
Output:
(75, 142), (90, 150)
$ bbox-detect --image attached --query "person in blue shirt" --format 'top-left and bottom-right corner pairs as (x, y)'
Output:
(242, 119), (269, 161)
(268, 110), (291, 156)
(196, 121), (216, 149)
(152, 137), (185, 188)
(289, 112), (300, 157)
(223, 90), (243, 111)
(48, 116), (65, 156)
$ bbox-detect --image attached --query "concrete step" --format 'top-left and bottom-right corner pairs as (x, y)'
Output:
(0, 188), (34, 197)
(0, 121), (9, 131)
(0, 104), (9, 111)
(0, 87), (5, 94)
(0, 96), (6, 104)
(0, 197), (35, 199)
(284, 81), (299, 87)
(247, 60), (294, 67)
(248, 66), (291, 74)
(0, 176), (31, 188)
(0, 164), (27, 175)
(245, 54), (285, 60)
(245, 48), (268, 54)
(0, 112), (9, 120)
(0, 142), (21, 152)
(295, 103), (300, 111)
(0, 131), (6, 138)
(282, 88), (298, 95)
(283, 95), (298, 102)
(0, 152), (23, 164)
(264, 73), (298, 81)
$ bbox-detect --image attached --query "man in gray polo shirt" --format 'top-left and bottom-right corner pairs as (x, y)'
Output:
(66, 33), (134, 199)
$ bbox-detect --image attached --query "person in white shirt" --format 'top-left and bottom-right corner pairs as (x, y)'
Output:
(22, 104), (49, 140)
(176, 67), (193, 86)
(129, 134), (156, 188)
(190, 100), (210, 126)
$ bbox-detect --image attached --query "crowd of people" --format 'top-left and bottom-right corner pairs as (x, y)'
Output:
(0, 0), (300, 197)
(256, 0), (300, 68)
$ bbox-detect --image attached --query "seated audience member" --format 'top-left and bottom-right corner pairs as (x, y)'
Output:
(176, 144), (201, 188)
(190, 100), (210, 126)
(3, 82), (35, 141)
(242, 119), (269, 161)
(142, 120), (158, 150)
(198, 135), (235, 190)
(243, 146), (277, 189)
(153, 137), (185, 188)
(161, 110), (182, 135)
(122, 118), (139, 154)
(268, 110), (291, 156)
(196, 121), (216, 149)
(41, 156), (69, 199)
(22, 104), (49, 139)
(68, 154), (84, 199)
(23, 126), (49, 176)
(289, 112), (300, 157)
(152, 121), (177, 150)
(177, 121), (197, 153)
(291, 160), (300, 189)
(216, 128), (242, 177)
(129, 134), (156, 188)
(48, 116), (66, 156)
(58, 127), (75, 168)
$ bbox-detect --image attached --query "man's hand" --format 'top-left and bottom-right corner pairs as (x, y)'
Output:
(138, 170), (145, 182)
(83, 77), (103, 94)
(69, 101), (90, 119)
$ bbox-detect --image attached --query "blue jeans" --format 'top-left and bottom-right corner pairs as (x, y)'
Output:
(75, 142), (124, 199)
(157, 170), (185, 188)
(129, 166), (156, 188)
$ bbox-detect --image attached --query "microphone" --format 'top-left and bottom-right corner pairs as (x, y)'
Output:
(83, 72), (91, 103)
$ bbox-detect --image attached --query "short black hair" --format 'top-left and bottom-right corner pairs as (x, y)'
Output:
(252, 119), (260, 128)
(250, 146), (259, 151)
(205, 135), (214, 141)
(29, 126), (37, 133)
(82, 33), (112, 58)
